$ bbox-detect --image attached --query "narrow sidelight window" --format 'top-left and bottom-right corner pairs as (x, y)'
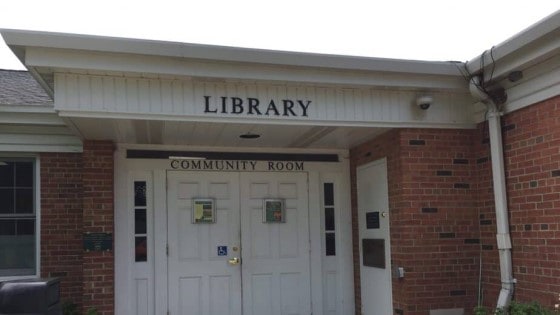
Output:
(134, 181), (147, 262)
(323, 183), (336, 256)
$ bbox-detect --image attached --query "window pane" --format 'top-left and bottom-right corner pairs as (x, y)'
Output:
(15, 188), (33, 213)
(15, 162), (33, 187)
(16, 219), (35, 235)
(0, 219), (16, 235)
(135, 236), (147, 262)
(326, 233), (336, 256)
(134, 182), (146, 207)
(135, 208), (147, 234)
(325, 207), (335, 231)
(0, 163), (14, 187)
(0, 234), (36, 275)
(323, 183), (334, 206)
(0, 188), (14, 214)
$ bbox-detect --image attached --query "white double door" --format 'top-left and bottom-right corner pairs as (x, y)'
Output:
(167, 171), (311, 315)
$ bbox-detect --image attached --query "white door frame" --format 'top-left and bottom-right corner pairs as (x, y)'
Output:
(114, 146), (355, 315)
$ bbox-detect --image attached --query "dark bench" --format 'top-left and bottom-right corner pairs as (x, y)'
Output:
(0, 278), (61, 315)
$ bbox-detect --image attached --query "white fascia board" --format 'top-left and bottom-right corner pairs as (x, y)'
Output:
(0, 104), (55, 113)
(503, 65), (560, 113)
(23, 47), (468, 91)
(466, 10), (560, 82)
(56, 109), (477, 130)
(0, 133), (81, 146)
(1, 29), (464, 76)
(0, 143), (83, 153)
(0, 110), (65, 126)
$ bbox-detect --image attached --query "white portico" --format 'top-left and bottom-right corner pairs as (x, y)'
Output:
(1, 29), (476, 315)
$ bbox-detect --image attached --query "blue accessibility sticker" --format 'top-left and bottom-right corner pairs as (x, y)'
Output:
(217, 246), (228, 256)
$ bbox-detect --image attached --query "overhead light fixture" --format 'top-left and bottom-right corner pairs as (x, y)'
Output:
(168, 156), (206, 160)
(239, 132), (261, 139)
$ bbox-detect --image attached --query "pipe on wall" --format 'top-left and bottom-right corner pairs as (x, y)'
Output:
(469, 77), (515, 311)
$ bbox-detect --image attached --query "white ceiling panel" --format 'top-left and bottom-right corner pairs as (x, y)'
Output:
(69, 117), (389, 150)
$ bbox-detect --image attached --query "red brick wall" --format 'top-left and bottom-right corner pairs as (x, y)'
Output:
(349, 95), (560, 314)
(40, 153), (84, 307)
(350, 129), (480, 315)
(82, 140), (115, 314)
(479, 95), (560, 309)
(39, 140), (114, 314)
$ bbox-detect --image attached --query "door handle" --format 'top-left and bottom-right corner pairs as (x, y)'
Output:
(228, 257), (240, 265)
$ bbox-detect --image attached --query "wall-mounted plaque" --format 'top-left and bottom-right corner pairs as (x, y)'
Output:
(263, 199), (285, 223)
(366, 212), (380, 229)
(83, 232), (113, 252)
(192, 199), (215, 223)
(362, 238), (385, 269)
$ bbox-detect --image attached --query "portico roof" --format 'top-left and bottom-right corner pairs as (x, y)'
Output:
(1, 28), (467, 97)
(0, 10), (558, 150)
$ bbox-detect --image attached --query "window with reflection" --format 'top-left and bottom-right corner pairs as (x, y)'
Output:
(134, 181), (147, 262)
(0, 159), (36, 277)
(324, 183), (336, 256)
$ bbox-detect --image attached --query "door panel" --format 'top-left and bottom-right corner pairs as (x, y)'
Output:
(240, 172), (311, 315)
(168, 172), (241, 315)
(357, 159), (393, 315)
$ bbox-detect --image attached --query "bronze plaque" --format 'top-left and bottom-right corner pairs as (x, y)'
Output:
(83, 232), (113, 252)
(362, 238), (385, 268)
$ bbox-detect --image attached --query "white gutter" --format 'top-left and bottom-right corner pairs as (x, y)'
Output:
(466, 10), (560, 82)
(470, 77), (515, 311)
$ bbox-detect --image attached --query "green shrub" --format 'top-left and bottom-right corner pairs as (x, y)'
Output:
(62, 301), (79, 315)
(86, 308), (99, 315)
(509, 301), (556, 315)
(474, 301), (556, 315)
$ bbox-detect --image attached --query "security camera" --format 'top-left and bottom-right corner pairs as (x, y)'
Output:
(416, 96), (433, 110)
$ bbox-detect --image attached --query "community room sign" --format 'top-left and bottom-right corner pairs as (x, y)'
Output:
(170, 159), (305, 172)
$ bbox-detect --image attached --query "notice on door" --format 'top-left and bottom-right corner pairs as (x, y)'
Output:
(192, 199), (216, 223)
(366, 212), (380, 229)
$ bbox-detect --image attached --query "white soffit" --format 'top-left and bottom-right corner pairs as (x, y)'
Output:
(67, 117), (390, 150)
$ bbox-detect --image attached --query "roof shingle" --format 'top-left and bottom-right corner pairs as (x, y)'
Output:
(0, 69), (52, 105)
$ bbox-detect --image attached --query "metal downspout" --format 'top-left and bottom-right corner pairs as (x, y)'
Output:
(470, 77), (515, 311)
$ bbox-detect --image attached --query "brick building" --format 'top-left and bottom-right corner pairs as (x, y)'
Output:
(0, 10), (558, 315)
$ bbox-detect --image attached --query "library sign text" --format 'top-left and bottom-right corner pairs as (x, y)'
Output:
(203, 96), (311, 117)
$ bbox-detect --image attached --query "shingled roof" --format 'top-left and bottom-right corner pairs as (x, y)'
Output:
(0, 69), (52, 105)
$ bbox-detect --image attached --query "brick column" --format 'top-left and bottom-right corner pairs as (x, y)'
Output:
(40, 153), (84, 307)
(82, 141), (115, 314)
